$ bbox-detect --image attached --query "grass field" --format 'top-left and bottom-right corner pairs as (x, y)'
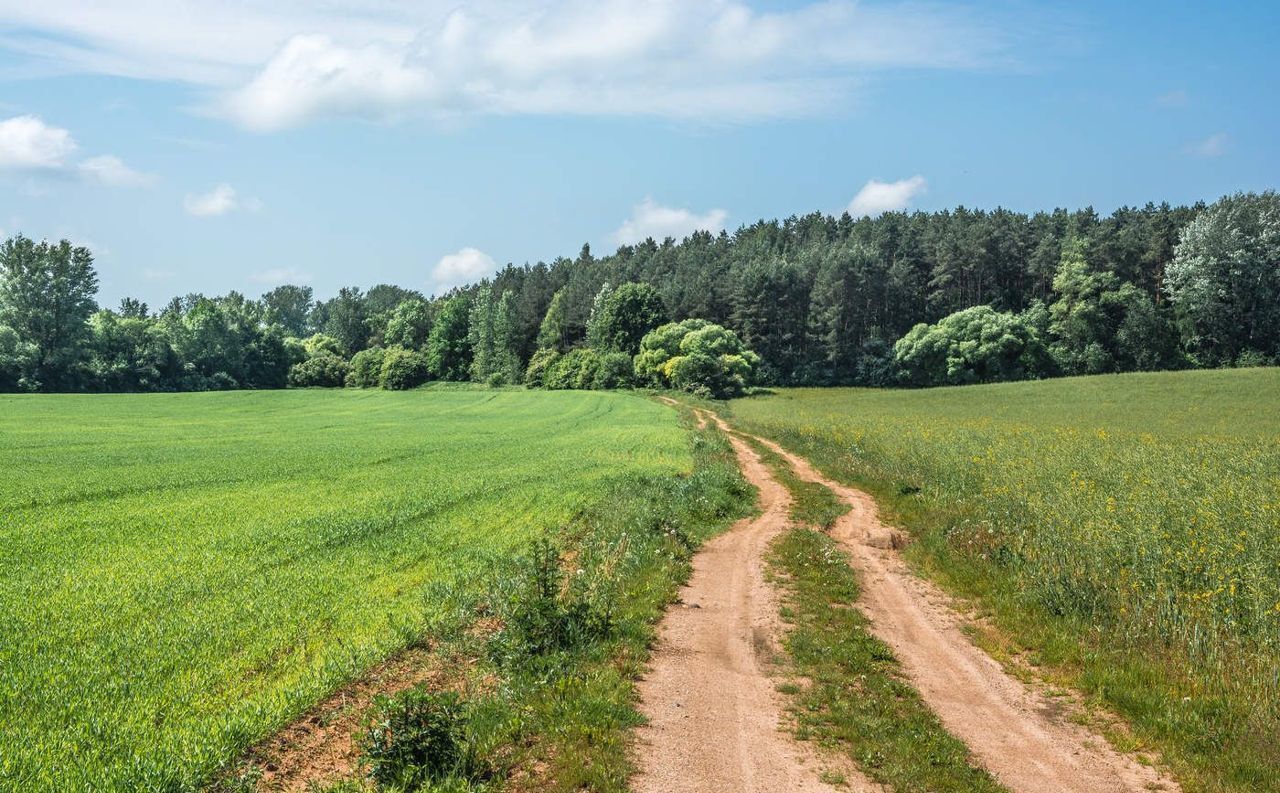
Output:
(730, 368), (1280, 792)
(0, 389), (704, 791)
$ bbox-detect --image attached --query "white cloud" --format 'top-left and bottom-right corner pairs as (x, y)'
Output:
(250, 266), (311, 285)
(141, 267), (174, 281)
(183, 183), (260, 216)
(1155, 89), (1188, 107)
(0, 114), (77, 169)
(1188, 132), (1228, 158)
(0, 2), (1015, 130)
(846, 175), (927, 217)
(79, 154), (155, 186)
(0, 114), (151, 188)
(431, 247), (496, 293)
(224, 35), (431, 131)
(613, 198), (729, 245)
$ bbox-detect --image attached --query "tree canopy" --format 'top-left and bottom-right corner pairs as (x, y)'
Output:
(1, 191), (1277, 393)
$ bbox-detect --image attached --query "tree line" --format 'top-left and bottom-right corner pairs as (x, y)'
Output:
(1, 191), (1277, 395)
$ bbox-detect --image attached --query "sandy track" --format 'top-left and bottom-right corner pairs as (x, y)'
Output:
(632, 409), (873, 793)
(742, 429), (1180, 793)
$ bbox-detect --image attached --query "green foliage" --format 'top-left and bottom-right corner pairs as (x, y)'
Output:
(523, 348), (559, 387)
(347, 347), (386, 388)
(0, 390), (700, 790)
(732, 369), (1280, 791)
(385, 299), (433, 350)
(318, 287), (371, 356)
(379, 346), (430, 390)
(1048, 237), (1181, 374)
(261, 285), (314, 337)
(894, 305), (1053, 386)
(543, 347), (601, 390)
(360, 690), (477, 790)
(536, 289), (570, 353)
(0, 323), (35, 390)
(487, 539), (614, 667)
(304, 333), (345, 358)
(467, 287), (522, 384)
(635, 319), (759, 398)
(426, 296), (472, 382)
(86, 311), (177, 391)
(585, 282), (666, 355)
(288, 352), (349, 387)
(1167, 191), (1280, 366)
(0, 235), (99, 390)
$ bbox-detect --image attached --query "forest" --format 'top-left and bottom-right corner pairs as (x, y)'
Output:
(1, 191), (1277, 396)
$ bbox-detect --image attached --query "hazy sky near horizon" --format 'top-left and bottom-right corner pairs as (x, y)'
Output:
(0, 0), (1276, 306)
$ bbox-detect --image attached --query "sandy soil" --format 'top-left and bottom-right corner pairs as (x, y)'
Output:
(631, 409), (876, 793)
(743, 429), (1181, 793)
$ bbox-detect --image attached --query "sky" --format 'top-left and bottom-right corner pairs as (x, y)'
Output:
(0, 1), (1276, 307)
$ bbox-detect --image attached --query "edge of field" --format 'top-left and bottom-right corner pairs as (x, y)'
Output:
(722, 392), (1272, 793)
(214, 395), (755, 793)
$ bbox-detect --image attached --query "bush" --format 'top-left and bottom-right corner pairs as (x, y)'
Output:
(361, 689), (476, 790)
(635, 319), (759, 398)
(347, 346), (386, 388)
(523, 348), (560, 387)
(302, 333), (344, 358)
(288, 352), (349, 388)
(488, 539), (614, 666)
(592, 351), (635, 389)
(543, 348), (601, 390)
(894, 305), (1054, 387)
(380, 346), (429, 390)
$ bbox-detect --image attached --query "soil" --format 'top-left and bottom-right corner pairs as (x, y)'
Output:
(631, 408), (877, 793)
(742, 428), (1181, 793)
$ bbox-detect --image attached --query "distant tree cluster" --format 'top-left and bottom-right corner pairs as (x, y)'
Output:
(1, 191), (1277, 395)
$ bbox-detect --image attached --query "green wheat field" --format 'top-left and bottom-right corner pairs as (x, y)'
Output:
(0, 389), (692, 791)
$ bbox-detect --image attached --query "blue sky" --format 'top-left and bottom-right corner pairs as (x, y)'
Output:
(0, 1), (1275, 307)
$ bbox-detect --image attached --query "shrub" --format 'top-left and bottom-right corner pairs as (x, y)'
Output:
(592, 351), (635, 389)
(288, 352), (349, 388)
(302, 333), (344, 358)
(635, 319), (759, 398)
(379, 346), (429, 390)
(488, 539), (614, 666)
(347, 346), (386, 388)
(543, 348), (601, 390)
(523, 348), (560, 387)
(893, 305), (1054, 387)
(360, 689), (475, 789)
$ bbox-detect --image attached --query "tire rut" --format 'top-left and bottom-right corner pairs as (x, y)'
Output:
(632, 408), (876, 793)
(737, 425), (1181, 793)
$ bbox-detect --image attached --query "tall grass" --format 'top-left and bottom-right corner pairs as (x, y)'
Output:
(0, 390), (698, 791)
(730, 368), (1280, 791)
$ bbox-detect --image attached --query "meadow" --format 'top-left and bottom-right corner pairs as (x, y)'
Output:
(730, 368), (1280, 792)
(0, 389), (702, 791)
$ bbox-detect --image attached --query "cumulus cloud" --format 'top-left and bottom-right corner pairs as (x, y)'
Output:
(0, 114), (77, 169)
(184, 183), (260, 216)
(250, 266), (311, 285)
(0, 2), (1016, 130)
(846, 175), (927, 217)
(79, 154), (155, 186)
(1187, 132), (1228, 157)
(224, 35), (432, 131)
(430, 247), (497, 293)
(0, 114), (152, 188)
(613, 198), (729, 245)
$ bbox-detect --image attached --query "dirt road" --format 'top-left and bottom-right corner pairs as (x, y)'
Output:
(631, 410), (873, 793)
(743, 429), (1180, 793)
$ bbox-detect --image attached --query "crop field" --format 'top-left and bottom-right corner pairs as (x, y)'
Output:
(0, 389), (697, 791)
(730, 368), (1280, 791)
